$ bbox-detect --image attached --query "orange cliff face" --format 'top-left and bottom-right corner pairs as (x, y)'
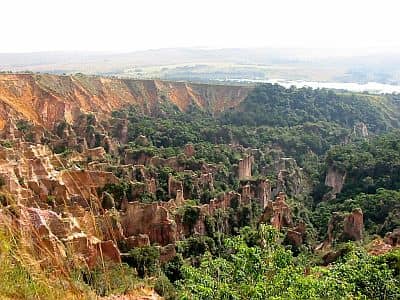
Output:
(0, 73), (252, 130)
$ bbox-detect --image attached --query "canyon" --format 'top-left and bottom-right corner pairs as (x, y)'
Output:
(0, 73), (251, 131)
(0, 73), (399, 299)
(0, 74), (318, 268)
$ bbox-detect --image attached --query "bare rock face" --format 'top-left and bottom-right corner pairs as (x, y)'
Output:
(258, 192), (307, 246)
(325, 209), (364, 247)
(131, 151), (153, 166)
(259, 192), (293, 230)
(324, 166), (346, 200)
(343, 208), (364, 241)
(125, 234), (151, 249)
(198, 172), (214, 191)
(172, 191), (242, 238)
(353, 122), (369, 138)
(238, 155), (253, 180)
(240, 179), (272, 209)
(271, 158), (309, 199)
(60, 170), (119, 206)
(120, 202), (177, 246)
(98, 240), (121, 265)
(0, 74), (251, 131)
(0, 142), (119, 208)
(384, 228), (400, 246)
(114, 118), (129, 144)
(0, 119), (19, 140)
(168, 175), (184, 199)
(286, 221), (307, 247)
(368, 239), (395, 256)
(366, 229), (400, 256)
(0, 205), (121, 269)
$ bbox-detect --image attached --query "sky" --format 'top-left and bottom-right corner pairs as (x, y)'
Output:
(1, 0), (400, 53)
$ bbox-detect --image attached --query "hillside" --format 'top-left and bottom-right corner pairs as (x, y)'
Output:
(0, 73), (251, 130)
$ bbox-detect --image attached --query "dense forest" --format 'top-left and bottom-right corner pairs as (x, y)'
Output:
(102, 84), (400, 299)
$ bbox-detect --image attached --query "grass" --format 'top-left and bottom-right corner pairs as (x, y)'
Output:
(0, 227), (85, 299)
(0, 207), (153, 299)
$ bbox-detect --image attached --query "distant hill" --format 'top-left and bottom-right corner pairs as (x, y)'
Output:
(1, 48), (400, 84)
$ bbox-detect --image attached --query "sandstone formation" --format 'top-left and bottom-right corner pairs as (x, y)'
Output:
(120, 202), (176, 246)
(259, 192), (293, 230)
(168, 175), (184, 199)
(125, 234), (151, 249)
(320, 209), (364, 249)
(0, 142), (119, 208)
(238, 155), (253, 180)
(324, 166), (347, 200)
(353, 122), (369, 138)
(272, 157), (309, 198)
(384, 228), (400, 246)
(343, 208), (364, 241)
(0, 74), (251, 131)
(240, 178), (272, 209)
(0, 205), (121, 269)
(259, 192), (307, 247)
(367, 229), (400, 255)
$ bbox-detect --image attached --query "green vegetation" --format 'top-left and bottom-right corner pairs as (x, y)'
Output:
(106, 84), (400, 299)
(326, 130), (400, 198)
(126, 246), (160, 278)
(176, 226), (400, 299)
(222, 84), (400, 130)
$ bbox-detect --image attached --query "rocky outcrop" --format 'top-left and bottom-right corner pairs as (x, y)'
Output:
(119, 189), (248, 245)
(0, 142), (119, 207)
(272, 158), (308, 198)
(259, 192), (307, 246)
(120, 202), (177, 246)
(0, 205), (121, 269)
(322, 209), (364, 248)
(368, 239), (395, 256)
(168, 175), (184, 199)
(238, 155), (253, 180)
(384, 228), (400, 246)
(240, 178), (271, 209)
(343, 208), (363, 241)
(286, 221), (307, 247)
(176, 191), (242, 237)
(324, 166), (346, 200)
(368, 229), (400, 255)
(0, 74), (251, 131)
(353, 122), (369, 138)
(259, 192), (293, 230)
(178, 170), (215, 200)
(125, 234), (151, 249)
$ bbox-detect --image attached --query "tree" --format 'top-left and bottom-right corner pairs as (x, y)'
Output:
(127, 246), (160, 278)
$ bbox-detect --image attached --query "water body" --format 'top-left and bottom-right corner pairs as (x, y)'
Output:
(225, 78), (400, 94)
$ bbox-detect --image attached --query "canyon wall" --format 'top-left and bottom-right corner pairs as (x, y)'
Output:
(0, 74), (251, 130)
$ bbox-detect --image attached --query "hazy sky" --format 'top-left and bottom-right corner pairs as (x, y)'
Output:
(1, 0), (399, 53)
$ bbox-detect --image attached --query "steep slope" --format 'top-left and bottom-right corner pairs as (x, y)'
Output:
(0, 73), (251, 130)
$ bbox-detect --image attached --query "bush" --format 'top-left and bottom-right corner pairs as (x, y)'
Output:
(126, 246), (160, 278)
(154, 274), (176, 300)
(182, 205), (200, 234)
